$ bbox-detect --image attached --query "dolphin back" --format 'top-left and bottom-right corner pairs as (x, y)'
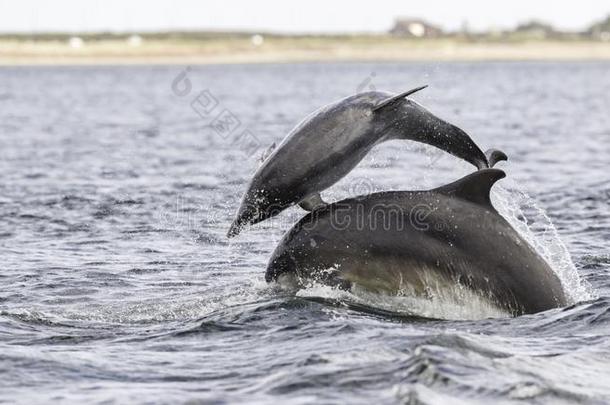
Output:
(266, 169), (568, 316)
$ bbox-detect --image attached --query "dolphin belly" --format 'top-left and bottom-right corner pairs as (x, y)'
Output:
(269, 246), (516, 315)
(272, 257), (511, 320)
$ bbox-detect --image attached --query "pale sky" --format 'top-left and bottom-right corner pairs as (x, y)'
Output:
(0, 0), (608, 33)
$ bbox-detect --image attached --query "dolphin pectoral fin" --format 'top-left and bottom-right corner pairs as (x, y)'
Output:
(435, 168), (506, 208)
(259, 142), (277, 164)
(485, 149), (508, 168)
(372, 85), (428, 112)
(299, 193), (327, 212)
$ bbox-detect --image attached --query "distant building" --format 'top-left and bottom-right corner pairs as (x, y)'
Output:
(127, 35), (143, 47)
(68, 36), (84, 48)
(390, 18), (443, 38)
(587, 15), (610, 41)
(250, 34), (264, 47)
(512, 21), (558, 39)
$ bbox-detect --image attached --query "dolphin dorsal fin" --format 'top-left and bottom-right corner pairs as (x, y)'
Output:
(434, 169), (506, 208)
(372, 85), (428, 112)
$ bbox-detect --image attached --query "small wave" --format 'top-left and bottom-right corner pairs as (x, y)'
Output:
(528, 297), (610, 333)
(28, 277), (276, 326)
(0, 309), (75, 328)
(580, 254), (610, 266)
(493, 183), (594, 303)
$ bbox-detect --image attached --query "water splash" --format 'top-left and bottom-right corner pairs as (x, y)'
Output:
(295, 281), (510, 321)
(492, 184), (594, 303)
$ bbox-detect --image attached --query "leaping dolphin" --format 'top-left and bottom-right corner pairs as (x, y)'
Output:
(265, 168), (567, 316)
(227, 87), (490, 237)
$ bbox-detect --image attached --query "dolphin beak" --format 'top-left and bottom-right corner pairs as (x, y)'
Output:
(227, 202), (257, 238)
(227, 220), (241, 238)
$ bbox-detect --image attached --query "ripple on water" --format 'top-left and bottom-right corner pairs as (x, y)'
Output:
(1, 62), (609, 404)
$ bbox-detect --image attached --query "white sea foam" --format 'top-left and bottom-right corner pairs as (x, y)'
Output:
(294, 279), (510, 321)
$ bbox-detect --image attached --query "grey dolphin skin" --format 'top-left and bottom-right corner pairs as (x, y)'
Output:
(265, 169), (567, 316)
(227, 87), (489, 237)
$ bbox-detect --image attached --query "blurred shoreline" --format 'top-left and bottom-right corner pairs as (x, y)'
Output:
(2, 35), (610, 65)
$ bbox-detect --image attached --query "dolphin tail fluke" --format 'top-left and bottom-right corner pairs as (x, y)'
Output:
(485, 149), (508, 168)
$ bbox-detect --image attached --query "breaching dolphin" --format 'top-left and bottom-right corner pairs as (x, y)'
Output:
(265, 168), (567, 316)
(227, 87), (490, 237)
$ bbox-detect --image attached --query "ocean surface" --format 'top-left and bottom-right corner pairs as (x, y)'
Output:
(1, 62), (609, 404)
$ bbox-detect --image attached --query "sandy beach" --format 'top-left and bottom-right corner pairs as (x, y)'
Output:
(2, 36), (610, 65)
